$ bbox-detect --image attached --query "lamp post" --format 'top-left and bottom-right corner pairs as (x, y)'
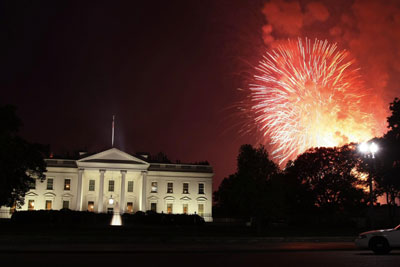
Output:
(358, 141), (379, 227)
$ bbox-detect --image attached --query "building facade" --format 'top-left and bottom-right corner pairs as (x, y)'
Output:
(0, 148), (213, 222)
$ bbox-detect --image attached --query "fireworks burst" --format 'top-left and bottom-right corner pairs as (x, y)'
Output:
(247, 38), (376, 165)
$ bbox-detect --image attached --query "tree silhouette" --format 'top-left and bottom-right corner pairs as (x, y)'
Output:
(266, 171), (315, 222)
(150, 152), (171, 163)
(387, 97), (400, 140)
(286, 144), (368, 215)
(373, 97), (400, 218)
(0, 105), (47, 207)
(214, 144), (278, 218)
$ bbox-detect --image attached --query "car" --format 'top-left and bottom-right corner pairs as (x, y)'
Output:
(355, 224), (400, 254)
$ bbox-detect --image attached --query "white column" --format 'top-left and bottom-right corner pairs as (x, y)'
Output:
(75, 169), (84, 211)
(98, 169), (106, 213)
(120, 170), (127, 214)
(140, 171), (147, 211)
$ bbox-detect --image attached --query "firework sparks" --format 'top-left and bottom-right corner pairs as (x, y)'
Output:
(247, 38), (376, 165)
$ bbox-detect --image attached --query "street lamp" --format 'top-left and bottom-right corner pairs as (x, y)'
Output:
(358, 141), (379, 198)
(369, 142), (379, 157)
(358, 142), (379, 158)
(358, 141), (379, 227)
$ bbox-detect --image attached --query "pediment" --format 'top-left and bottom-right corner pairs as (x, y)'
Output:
(196, 197), (207, 201)
(26, 192), (38, 197)
(164, 196), (175, 201)
(180, 196), (192, 201)
(78, 148), (149, 166)
(62, 193), (74, 198)
(44, 192), (56, 197)
(148, 196), (159, 201)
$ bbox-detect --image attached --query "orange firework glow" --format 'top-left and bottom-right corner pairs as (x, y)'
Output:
(247, 38), (378, 165)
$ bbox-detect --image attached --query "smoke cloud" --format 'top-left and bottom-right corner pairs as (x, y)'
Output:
(261, 0), (400, 136)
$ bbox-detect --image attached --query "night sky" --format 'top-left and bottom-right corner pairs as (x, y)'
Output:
(1, 0), (400, 191)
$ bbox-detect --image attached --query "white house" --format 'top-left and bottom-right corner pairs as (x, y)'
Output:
(0, 148), (213, 222)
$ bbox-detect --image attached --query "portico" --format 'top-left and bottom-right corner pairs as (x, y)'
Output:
(75, 148), (150, 214)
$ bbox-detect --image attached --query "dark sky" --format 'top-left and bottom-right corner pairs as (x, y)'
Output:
(0, 0), (266, 191)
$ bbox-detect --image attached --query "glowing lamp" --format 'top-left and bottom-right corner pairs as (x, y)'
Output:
(108, 197), (114, 205)
(358, 141), (379, 159)
(370, 142), (378, 154)
(358, 142), (369, 153)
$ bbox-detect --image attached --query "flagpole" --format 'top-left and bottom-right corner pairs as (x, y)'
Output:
(112, 115), (115, 147)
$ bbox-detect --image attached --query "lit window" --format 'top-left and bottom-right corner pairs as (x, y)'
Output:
(167, 182), (173, 193)
(46, 178), (53, 190)
(63, 200), (69, 209)
(29, 179), (36, 189)
(183, 204), (188, 214)
(64, 179), (71, 190)
(28, 200), (35, 211)
(151, 182), (158, 193)
(128, 181), (134, 192)
(183, 183), (189, 194)
(45, 200), (52, 210)
(151, 203), (157, 212)
(88, 201), (94, 212)
(198, 204), (204, 217)
(89, 180), (95, 191)
(167, 203), (173, 214)
(108, 180), (114, 192)
(126, 202), (133, 213)
(198, 183), (204, 194)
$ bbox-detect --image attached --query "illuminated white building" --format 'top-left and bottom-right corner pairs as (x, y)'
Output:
(0, 148), (213, 222)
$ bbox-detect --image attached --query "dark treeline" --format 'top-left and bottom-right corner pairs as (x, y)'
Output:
(214, 98), (400, 228)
